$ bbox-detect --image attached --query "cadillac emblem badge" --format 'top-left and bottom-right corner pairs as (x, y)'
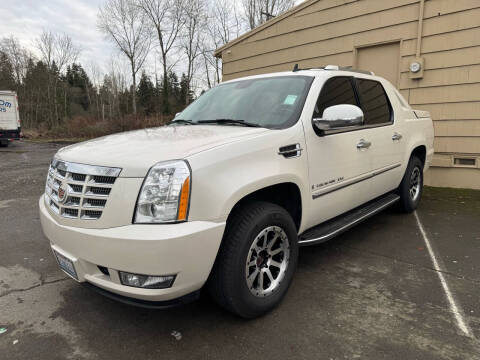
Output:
(58, 182), (68, 203)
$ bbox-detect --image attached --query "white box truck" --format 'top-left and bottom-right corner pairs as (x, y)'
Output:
(0, 91), (21, 147)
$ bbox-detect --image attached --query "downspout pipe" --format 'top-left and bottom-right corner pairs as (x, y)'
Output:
(416, 0), (425, 58)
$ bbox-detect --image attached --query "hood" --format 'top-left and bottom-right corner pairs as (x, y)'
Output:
(55, 125), (269, 177)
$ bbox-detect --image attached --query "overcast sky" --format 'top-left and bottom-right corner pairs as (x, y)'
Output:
(0, 0), (119, 74)
(1, 0), (304, 87)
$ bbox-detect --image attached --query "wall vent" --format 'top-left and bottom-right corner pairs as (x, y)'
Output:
(453, 157), (476, 168)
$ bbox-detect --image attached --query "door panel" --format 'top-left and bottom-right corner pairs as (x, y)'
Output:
(305, 128), (375, 230)
(354, 78), (405, 196)
(303, 77), (374, 230)
(364, 125), (404, 196)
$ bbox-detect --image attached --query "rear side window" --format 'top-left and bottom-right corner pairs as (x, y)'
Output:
(356, 79), (392, 125)
(313, 77), (358, 118)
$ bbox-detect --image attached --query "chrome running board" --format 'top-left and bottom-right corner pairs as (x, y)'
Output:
(298, 193), (400, 246)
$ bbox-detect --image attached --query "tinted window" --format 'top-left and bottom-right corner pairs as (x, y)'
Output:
(357, 79), (391, 125)
(313, 77), (358, 118)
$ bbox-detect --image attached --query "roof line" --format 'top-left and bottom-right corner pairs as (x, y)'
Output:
(214, 0), (318, 58)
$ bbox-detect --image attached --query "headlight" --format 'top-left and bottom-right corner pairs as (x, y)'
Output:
(134, 160), (191, 223)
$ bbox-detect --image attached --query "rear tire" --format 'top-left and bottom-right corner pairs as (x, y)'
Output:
(208, 201), (298, 318)
(398, 156), (423, 213)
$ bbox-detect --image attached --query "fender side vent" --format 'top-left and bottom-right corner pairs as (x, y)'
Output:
(278, 143), (303, 158)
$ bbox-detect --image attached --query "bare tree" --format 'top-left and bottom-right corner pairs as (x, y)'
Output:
(181, 0), (205, 100)
(35, 31), (55, 69)
(214, 0), (242, 45)
(201, 0), (242, 88)
(35, 31), (80, 73)
(98, 0), (151, 115)
(0, 36), (32, 87)
(35, 30), (80, 125)
(54, 34), (81, 120)
(87, 61), (103, 119)
(137, 0), (185, 113)
(242, 0), (295, 30)
(55, 34), (81, 73)
(108, 58), (129, 119)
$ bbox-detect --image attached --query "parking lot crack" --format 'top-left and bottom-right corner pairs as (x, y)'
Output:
(0, 277), (70, 298)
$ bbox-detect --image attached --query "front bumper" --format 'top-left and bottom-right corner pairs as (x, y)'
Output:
(39, 196), (225, 303)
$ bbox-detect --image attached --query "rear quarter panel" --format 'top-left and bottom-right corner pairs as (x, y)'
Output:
(404, 115), (434, 171)
(383, 82), (434, 174)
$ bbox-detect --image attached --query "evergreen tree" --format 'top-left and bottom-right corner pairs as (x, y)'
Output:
(137, 71), (155, 115)
(0, 35), (195, 132)
(0, 51), (15, 90)
(169, 72), (179, 98)
(22, 60), (51, 127)
(179, 73), (193, 105)
(65, 63), (93, 112)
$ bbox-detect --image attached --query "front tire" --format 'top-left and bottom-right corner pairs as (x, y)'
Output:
(398, 156), (423, 212)
(208, 201), (299, 318)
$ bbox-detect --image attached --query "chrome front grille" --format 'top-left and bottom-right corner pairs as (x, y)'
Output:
(45, 159), (121, 220)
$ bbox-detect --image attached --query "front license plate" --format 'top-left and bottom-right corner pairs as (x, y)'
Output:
(54, 251), (78, 280)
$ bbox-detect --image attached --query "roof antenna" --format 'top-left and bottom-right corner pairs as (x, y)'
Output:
(292, 63), (299, 72)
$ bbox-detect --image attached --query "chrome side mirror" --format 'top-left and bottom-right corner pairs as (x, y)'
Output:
(313, 104), (364, 133)
(175, 112), (181, 118)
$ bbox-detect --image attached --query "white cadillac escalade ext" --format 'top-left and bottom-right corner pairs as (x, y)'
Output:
(40, 66), (434, 318)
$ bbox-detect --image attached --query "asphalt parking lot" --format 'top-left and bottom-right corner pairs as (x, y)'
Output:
(1, 140), (479, 359)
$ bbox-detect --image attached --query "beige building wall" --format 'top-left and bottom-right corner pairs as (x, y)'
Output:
(215, 0), (480, 189)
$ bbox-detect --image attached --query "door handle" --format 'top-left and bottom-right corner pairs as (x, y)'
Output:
(357, 139), (371, 149)
(392, 132), (403, 141)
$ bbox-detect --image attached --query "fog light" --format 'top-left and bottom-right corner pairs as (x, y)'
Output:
(119, 272), (175, 289)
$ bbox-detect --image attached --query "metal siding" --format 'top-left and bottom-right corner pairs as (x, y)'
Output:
(357, 42), (401, 86)
(222, 22), (418, 75)
(218, 0), (480, 186)
(434, 120), (480, 137)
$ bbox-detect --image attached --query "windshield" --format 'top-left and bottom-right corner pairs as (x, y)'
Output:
(176, 75), (313, 129)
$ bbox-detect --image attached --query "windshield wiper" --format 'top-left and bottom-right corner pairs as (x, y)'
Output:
(197, 119), (262, 128)
(169, 119), (196, 125)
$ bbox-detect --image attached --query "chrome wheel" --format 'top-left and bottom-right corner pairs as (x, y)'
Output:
(245, 226), (290, 297)
(409, 167), (421, 201)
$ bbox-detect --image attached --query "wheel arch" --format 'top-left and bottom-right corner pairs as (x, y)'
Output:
(410, 144), (427, 168)
(224, 181), (304, 232)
